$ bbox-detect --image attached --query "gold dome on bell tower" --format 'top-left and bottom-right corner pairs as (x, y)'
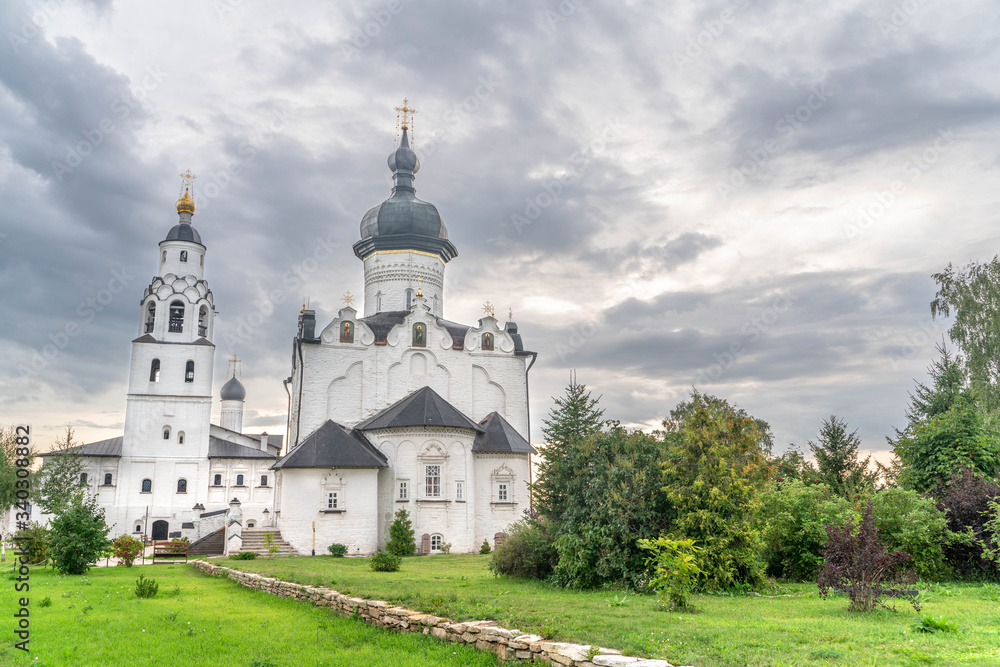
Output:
(175, 170), (197, 215)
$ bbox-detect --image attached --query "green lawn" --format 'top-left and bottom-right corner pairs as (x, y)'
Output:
(215, 554), (1000, 667)
(0, 562), (500, 667)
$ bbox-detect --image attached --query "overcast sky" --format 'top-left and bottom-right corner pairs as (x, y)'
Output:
(2, 0), (998, 459)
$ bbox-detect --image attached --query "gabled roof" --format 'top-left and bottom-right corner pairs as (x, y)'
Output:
(40, 436), (123, 458)
(356, 386), (483, 432)
(208, 437), (277, 460)
(359, 311), (408, 344)
(271, 420), (387, 469)
(473, 412), (536, 454)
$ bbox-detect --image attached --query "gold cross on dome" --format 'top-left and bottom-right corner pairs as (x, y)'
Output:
(342, 291), (355, 306)
(228, 354), (241, 378)
(179, 169), (196, 195)
(508, 308), (514, 321)
(483, 301), (495, 317)
(395, 98), (417, 130)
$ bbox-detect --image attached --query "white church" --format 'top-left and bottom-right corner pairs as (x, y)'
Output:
(41, 114), (537, 556)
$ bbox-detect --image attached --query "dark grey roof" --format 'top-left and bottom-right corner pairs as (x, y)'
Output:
(208, 437), (276, 459)
(360, 310), (408, 344)
(438, 319), (472, 349)
(356, 386), (483, 432)
(473, 413), (536, 454)
(132, 333), (157, 343)
(41, 436), (122, 458)
(271, 421), (387, 469)
(353, 128), (457, 263)
(163, 222), (203, 244)
(220, 376), (246, 401)
(505, 322), (524, 353)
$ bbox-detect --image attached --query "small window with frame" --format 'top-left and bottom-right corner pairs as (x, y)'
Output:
(326, 490), (339, 510)
(397, 480), (409, 501)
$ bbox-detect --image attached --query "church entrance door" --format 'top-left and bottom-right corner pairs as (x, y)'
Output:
(151, 520), (169, 541)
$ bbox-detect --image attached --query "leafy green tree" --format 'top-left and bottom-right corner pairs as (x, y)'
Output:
(638, 536), (704, 610)
(931, 257), (1000, 411)
(870, 487), (949, 580)
(808, 415), (878, 498)
(550, 426), (671, 589)
(48, 493), (110, 575)
(904, 342), (969, 424)
(769, 446), (820, 487)
(892, 397), (1000, 492)
(385, 508), (415, 556)
(35, 425), (86, 516)
(661, 391), (771, 590)
(532, 378), (605, 525)
(757, 480), (852, 581)
(668, 392), (774, 454)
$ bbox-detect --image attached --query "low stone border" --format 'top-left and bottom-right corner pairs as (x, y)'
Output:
(189, 560), (689, 666)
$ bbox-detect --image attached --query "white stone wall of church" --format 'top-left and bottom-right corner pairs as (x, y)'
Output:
(363, 251), (445, 317)
(276, 468), (380, 556)
(473, 453), (531, 548)
(289, 301), (530, 446)
(159, 239), (206, 282)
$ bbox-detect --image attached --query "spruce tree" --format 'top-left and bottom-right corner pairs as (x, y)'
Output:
(385, 508), (415, 556)
(35, 426), (86, 516)
(808, 415), (877, 498)
(532, 375), (605, 525)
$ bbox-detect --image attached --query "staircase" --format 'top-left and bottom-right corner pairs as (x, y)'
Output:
(239, 530), (298, 556)
(189, 527), (225, 556)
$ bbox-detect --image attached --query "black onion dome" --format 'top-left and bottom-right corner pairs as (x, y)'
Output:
(353, 127), (457, 263)
(220, 376), (246, 401)
(164, 222), (203, 244)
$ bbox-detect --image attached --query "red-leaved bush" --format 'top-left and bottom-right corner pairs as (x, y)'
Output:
(817, 503), (920, 612)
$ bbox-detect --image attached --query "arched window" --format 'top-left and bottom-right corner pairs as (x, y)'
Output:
(482, 333), (494, 351)
(104, 473), (113, 486)
(141, 479), (152, 493)
(180, 250), (188, 262)
(412, 323), (426, 347)
(236, 474), (244, 486)
(405, 289), (413, 310)
(177, 479), (187, 493)
(162, 251), (166, 262)
(185, 360), (195, 383)
(213, 474), (222, 486)
(150, 359), (160, 382)
(163, 427), (170, 440)
(340, 321), (354, 343)
(169, 301), (184, 332)
(198, 305), (208, 337)
(134, 524), (142, 533)
(79, 472), (88, 486)
(260, 475), (268, 487)
(430, 534), (443, 552)
(200, 254), (204, 266)
(177, 431), (185, 445)
(247, 520), (256, 529)
(145, 301), (155, 333)
(376, 291), (382, 312)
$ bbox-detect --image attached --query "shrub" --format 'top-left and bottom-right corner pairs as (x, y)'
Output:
(111, 535), (145, 567)
(914, 615), (960, 633)
(870, 487), (949, 580)
(934, 468), (1000, 580)
(488, 519), (558, 579)
(480, 539), (491, 555)
(229, 551), (258, 560)
(134, 574), (159, 599)
(327, 543), (348, 558)
(262, 532), (280, 557)
(370, 551), (401, 572)
(386, 509), (416, 557)
(817, 503), (919, 612)
(38, 597), (52, 608)
(638, 536), (704, 610)
(48, 494), (111, 575)
(12, 522), (49, 565)
(757, 480), (852, 581)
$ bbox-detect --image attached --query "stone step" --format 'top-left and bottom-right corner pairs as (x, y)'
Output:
(238, 530), (297, 555)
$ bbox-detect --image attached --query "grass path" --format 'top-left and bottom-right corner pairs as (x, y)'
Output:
(1, 563), (499, 667)
(217, 554), (1000, 667)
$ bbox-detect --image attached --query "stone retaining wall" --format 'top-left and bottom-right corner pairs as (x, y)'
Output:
(189, 560), (688, 667)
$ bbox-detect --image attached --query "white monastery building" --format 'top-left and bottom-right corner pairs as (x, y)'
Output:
(43, 115), (537, 556)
